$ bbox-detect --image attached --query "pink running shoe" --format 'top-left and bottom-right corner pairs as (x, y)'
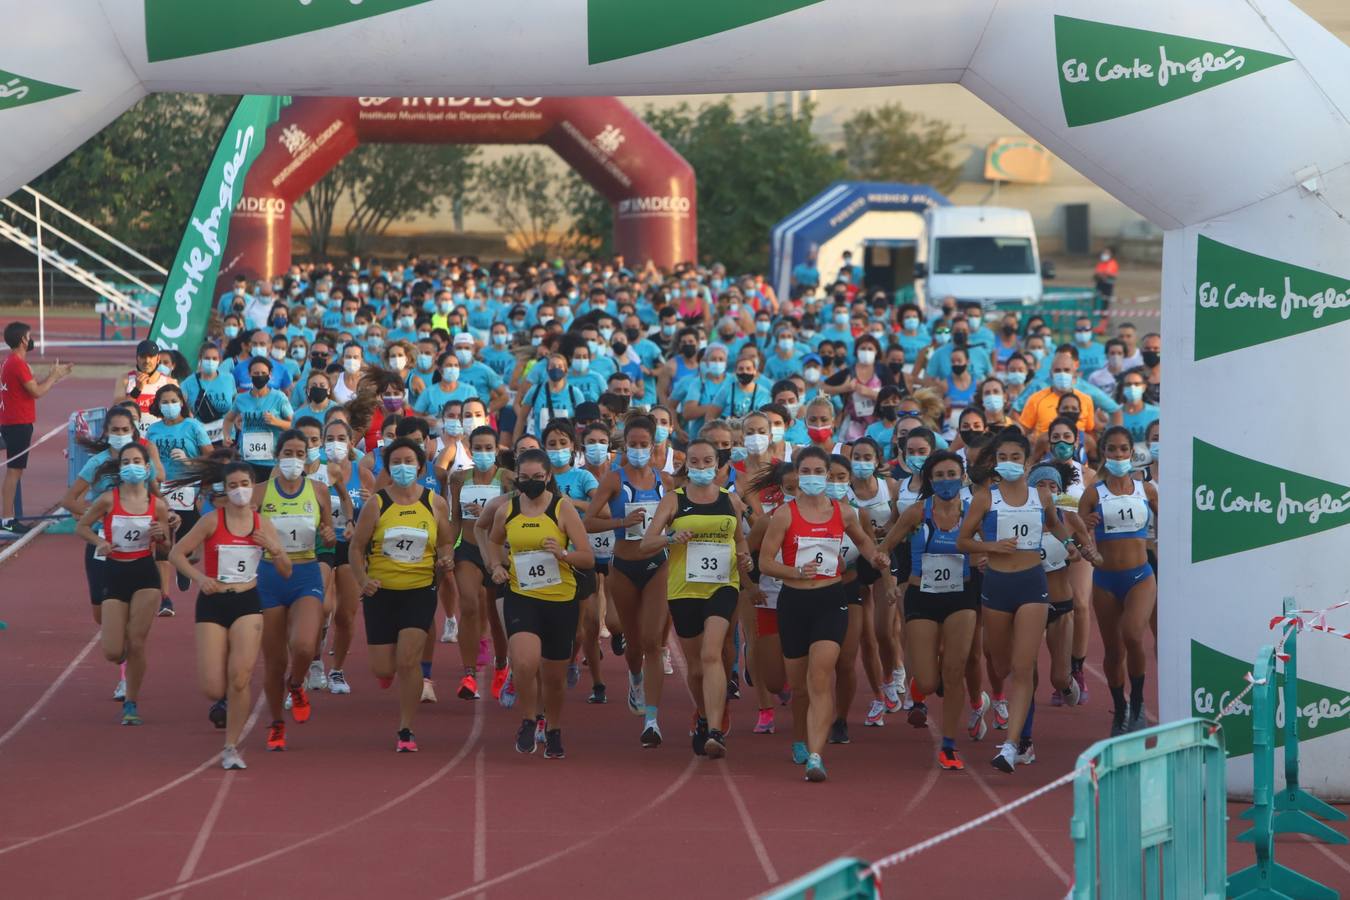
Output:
(753, 708), (775, 734)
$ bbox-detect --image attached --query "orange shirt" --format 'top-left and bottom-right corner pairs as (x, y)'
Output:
(1018, 387), (1095, 435)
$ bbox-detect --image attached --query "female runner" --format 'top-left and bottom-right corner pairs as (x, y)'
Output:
(222, 356), (293, 482)
(349, 437), (456, 751)
(1046, 415), (1095, 702)
(485, 449), (594, 759)
(758, 447), (886, 782)
(1029, 463), (1093, 714)
(168, 459), (289, 769)
(75, 442), (172, 725)
(1080, 426), (1157, 735)
(825, 454), (867, 745)
(295, 415), (336, 693)
(958, 429), (1080, 773)
(581, 421), (623, 675)
(322, 416), (361, 695)
(744, 463), (796, 734)
(845, 437), (897, 728)
(145, 384), (212, 597)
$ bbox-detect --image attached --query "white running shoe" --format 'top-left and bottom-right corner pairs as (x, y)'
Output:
(421, 678), (438, 703)
(284, 692), (293, 711)
(991, 741), (1017, 773)
(440, 616), (459, 643)
(306, 660), (327, 691)
(112, 679), (127, 701)
(968, 691), (991, 741)
(661, 646), (674, 676)
(1064, 676), (1081, 707)
(992, 697), (1010, 730)
(599, 625), (611, 640)
(221, 746), (247, 770)
(893, 667), (913, 711)
(627, 671), (646, 716)
(881, 680), (901, 713)
(864, 699), (886, 727)
(327, 669), (351, 694)
(1015, 742), (1036, 766)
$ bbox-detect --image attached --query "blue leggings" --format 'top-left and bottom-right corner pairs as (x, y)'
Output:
(1092, 563), (1154, 604)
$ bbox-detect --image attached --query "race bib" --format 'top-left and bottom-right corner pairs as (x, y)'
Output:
(514, 550), (562, 590)
(217, 544), (262, 584)
(92, 521), (108, 561)
(920, 553), (964, 593)
(164, 485), (198, 512)
(685, 541), (731, 584)
(270, 514), (316, 555)
(109, 514), (152, 553)
(624, 501), (659, 541)
(459, 483), (501, 520)
(330, 491), (350, 533)
(241, 430), (274, 462)
(839, 531), (857, 570)
(796, 535), (840, 578)
(203, 420), (225, 443)
(757, 575), (782, 610)
(996, 507), (1041, 550)
(853, 395), (875, 417)
(1039, 534), (1069, 573)
(860, 498), (891, 533)
(381, 526), (429, 564)
(1102, 494), (1149, 534)
(590, 530), (615, 559)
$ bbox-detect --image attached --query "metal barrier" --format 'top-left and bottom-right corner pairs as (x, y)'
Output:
(761, 858), (875, 900)
(67, 406), (106, 488)
(1070, 718), (1227, 900)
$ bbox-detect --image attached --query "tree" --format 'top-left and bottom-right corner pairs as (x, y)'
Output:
(474, 152), (578, 260)
(17, 93), (238, 262)
(840, 103), (964, 194)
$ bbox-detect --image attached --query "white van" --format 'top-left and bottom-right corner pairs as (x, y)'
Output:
(914, 206), (1053, 310)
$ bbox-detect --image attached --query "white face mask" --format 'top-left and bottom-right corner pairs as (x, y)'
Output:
(324, 440), (348, 460)
(857, 349), (876, 366)
(277, 458), (305, 480)
(343, 357), (362, 374)
(388, 355), (406, 371)
(226, 486), (252, 507)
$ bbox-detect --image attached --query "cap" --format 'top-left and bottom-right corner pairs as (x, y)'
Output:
(136, 339), (160, 357)
(453, 332), (475, 347)
(802, 352), (823, 366)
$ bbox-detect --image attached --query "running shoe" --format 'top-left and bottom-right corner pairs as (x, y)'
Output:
(726, 678), (741, 701)
(791, 741), (809, 765)
(705, 729), (727, 759)
(121, 700), (142, 726)
(893, 667), (911, 710)
(306, 660), (327, 691)
(112, 678), (126, 701)
(907, 701), (929, 729)
(1127, 710), (1147, 733)
(440, 615), (459, 643)
(377, 675), (394, 690)
(611, 632), (626, 656)
(157, 597), (175, 618)
(458, 673), (480, 700)
(777, 688), (792, 706)
(566, 662), (580, 689)
(421, 678), (438, 703)
(535, 716), (547, 745)
(476, 637), (492, 669)
(1016, 741), (1036, 766)
(640, 721), (662, 748)
(221, 746), (247, 770)
(691, 714), (709, 756)
(881, 679), (902, 714)
(1050, 689), (1064, 707)
(968, 691), (991, 742)
(284, 691), (293, 711)
(864, 699), (886, 727)
(661, 646), (674, 676)
(827, 719), (850, 745)
(1073, 669), (1089, 704)
(754, 708), (776, 734)
(587, 683), (607, 704)
(266, 720), (286, 751)
(1110, 709), (1127, 737)
(991, 741), (1017, 774)
(1063, 676), (1081, 707)
(804, 753), (827, 782)
(328, 669), (351, 694)
(626, 671), (645, 716)
(0, 518), (31, 535)
(208, 698), (227, 729)
(938, 747), (965, 771)
(599, 624), (611, 640)
(992, 697), (1010, 730)
(491, 666), (509, 701)
(288, 685), (311, 723)
(499, 671), (516, 709)
(543, 729), (565, 759)
(515, 719), (535, 754)
(397, 728), (419, 753)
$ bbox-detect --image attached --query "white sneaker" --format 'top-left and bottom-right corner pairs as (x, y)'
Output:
(328, 669), (351, 694)
(599, 625), (611, 640)
(991, 741), (1017, 773)
(440, 616), (459, 643)
(420, 678), (438, 703)
(306, 660), (327, 691)
(864, 699), (886, 727)
(881, 680), (901, 713)
(627, 671), (645, 716)
(284, 691), (293, 711)
(893, 667), (913, 711)
(967, 691), (991, 741)
(221, 746), (247, 770)
(1064, 676), (1081, 707)
(661, 647), (674, 676)
(992, 697), (1010, 730)
(1015, 742), (1036, 766)
(112, 679), (127, 701)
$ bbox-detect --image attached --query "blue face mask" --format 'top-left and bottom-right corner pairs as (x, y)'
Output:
(119, 463), (149, 483)
(1105, 458), (1134, 477)
(626, 447), (651, 468)
(797, 474), (828, 496)
(584, 443), (609, 466)
(1123, 384), (1145, 403)
(932, 478), (963, 500)
(851, 460), (876, 480)
(250, 345), (268, 358)
(546, 448), (572, 468)
(1051, 372), (1075, 391)
(224, 325), (240, 339)
(905, 454), (928, 474)
(824, 481), (849, 500)
(571, 358), (590, 375)
(159, 402), (182, 420)
(983, 393), (1005, 413)
(661, 324), (676, 336)
(730, 446), (749, 463)
(471, 451), (496, 472)
(687, 466), (717, 486)
(654, 425), (670, 444)
(200, 358), (220, 375)
(702, 360), (726, 378)
(389, 463), (419, 486)
(1149, 441), (1160, 461)
(995, 461), (1025, 481)
(1051, 440), (1075, 461)
(1004, 370), (1027, 386)
(934, 331), (951, 345)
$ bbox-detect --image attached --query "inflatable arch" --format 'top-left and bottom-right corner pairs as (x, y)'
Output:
(220, 95), (697, 285)
(5, 2), (1350, 797)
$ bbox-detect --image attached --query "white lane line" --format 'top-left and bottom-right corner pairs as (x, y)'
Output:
(963, 761), (1072, 886)
(173, 771), (236, 884)
(0, 630), (99, 750)
(1302, 834), (1350, 874)
(473, 746), (487, 885)
(719, 760), (778, 883)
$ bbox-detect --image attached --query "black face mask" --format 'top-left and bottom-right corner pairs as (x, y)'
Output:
(625, 327), (640, 342)
(250, 373), (270, 390)
(960, 429), (991, 448)
(1001, 324), (1016, 337)
(879, 406), (899, 422)
(820, 355), (835, 366)
(518, 478), (547, 499)
(716, 448), (732, 467)
(612, 341), (628, 356)
(311, 353), (329, 367)
(1142, 350), (1160, 368)
(680, 343), (697, 358)
(612, 396), (631, 413)
(951, 364), (968, 376)
(736, 371), (755, 386)
(952, 332), (968, 348)
(307, 386), (329, 404)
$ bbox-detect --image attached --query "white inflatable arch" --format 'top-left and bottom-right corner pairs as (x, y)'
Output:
(5, 1), (1350, 796)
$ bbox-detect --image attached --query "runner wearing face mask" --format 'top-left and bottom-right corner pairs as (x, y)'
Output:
(322, 418), (363, 695)
(1140, 333), (1161, 404)
(1087, 338), (1128, 394)
(1118, 370), (1158, 443)
(976, 377), (1018, 431)
(863, 386), (907, 458)
(580, 421), (624, 675)
(333, 342), (366, 404)
(844, 438), (898, 729)
(1042, 415), (1095, 702)
(822, 334), (888, 441)
(222, 357), (294, 482)
(804, 396), (841, 456)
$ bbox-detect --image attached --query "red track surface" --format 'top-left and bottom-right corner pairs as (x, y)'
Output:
(1, 379), (1347, 899)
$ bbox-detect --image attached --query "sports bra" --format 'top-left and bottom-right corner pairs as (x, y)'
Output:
(780, 499), (844, 580)
(609, 465), (665, 544)
(1093, 479), (1150, 542)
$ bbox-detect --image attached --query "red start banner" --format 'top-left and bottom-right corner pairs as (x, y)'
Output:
(219, 96), (697, 287)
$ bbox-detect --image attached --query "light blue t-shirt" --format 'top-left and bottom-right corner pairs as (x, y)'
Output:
(414, 381), (480, 416)
(480, 346), (516, 381)
(180, 372), (236, 424)
(713, 379), (772, 420)
(1122, 404), (1160, 443)
(457, 361), (504, 400)
(229, 389), (295, 468)
(924, 343), (993, 381)
(146, 418), (211, 481)
(1075, 340), (1106, 376)
(671, 374), (731, 440)
(554, 467), (600, 502)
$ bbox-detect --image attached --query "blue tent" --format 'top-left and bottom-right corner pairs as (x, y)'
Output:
(770, 181), (948, 299)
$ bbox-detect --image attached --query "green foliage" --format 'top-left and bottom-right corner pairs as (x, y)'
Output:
(20, 93), (239, 262)
(839, 102), (965, 195)
(474, 153), (579, 260)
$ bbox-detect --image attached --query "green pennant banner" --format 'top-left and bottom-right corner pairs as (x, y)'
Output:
(588, 0), (824, 64)
(1190, 640), (1350, 758)
(0, 68), (77, 112)
(1054, 16), (1292, 127)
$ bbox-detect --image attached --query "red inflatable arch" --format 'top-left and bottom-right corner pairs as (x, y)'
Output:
(220, 96), (697, 286)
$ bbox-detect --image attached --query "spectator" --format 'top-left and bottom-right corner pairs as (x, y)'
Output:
(1088, 338), (1128, 394)
(1017, 344), (1096, 436)
(120, 339), (177, 416)
(0, 321), (73, 534)
(1094, 247), (1119, 303)
(791, 247), (820, 293)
